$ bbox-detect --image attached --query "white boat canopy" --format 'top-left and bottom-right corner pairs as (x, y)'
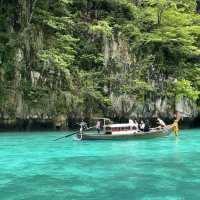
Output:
(105, 123), (137, 128)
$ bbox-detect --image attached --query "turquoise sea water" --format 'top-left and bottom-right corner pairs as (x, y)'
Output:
(0, 129), (200, 200)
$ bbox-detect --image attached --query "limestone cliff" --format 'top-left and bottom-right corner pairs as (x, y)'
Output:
(0, 0), (199, 130)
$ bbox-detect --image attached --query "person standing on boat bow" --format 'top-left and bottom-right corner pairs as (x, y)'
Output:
(170, 112), (181, 137)
(80, 120), (87, 134)
(96, 120), (101, 134)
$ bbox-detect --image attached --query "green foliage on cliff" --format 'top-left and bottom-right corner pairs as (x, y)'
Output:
(175, 79), (200, 101)
(0, 0), (200, 123)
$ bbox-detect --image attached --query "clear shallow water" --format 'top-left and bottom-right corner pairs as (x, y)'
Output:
(0, 129), (200, 200)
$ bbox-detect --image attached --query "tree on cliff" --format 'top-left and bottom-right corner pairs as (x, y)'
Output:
(0, 0), (199, 127)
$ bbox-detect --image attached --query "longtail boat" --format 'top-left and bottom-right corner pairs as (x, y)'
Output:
(76, 118), (171, 140)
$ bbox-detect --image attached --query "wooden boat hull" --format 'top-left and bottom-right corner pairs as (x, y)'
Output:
(76, 129), (170, 140)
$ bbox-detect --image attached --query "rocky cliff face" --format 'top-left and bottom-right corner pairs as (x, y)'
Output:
(0, 1), (69, 130)
(0, 31), (198, 130)
(103, 34), (198, 120)
(0, 1), (199, 130)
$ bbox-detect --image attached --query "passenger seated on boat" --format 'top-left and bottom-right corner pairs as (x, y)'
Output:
(134, 120), (139, 130)
(129, 119), (139, 131)
(144, 121), (150, 132)
(139, 121), (145, 131)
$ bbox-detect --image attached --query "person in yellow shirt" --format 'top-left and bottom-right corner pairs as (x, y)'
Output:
(171, 119), (179, 137)
(170, 112), (181, 137)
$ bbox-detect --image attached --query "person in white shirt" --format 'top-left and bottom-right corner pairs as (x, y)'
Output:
(129, 119), (134, 124)
(134, 120), (139, 130)
(139, 121), (145, 131)
(80, 120), (87, 133)
(157, 118), (166, 128)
